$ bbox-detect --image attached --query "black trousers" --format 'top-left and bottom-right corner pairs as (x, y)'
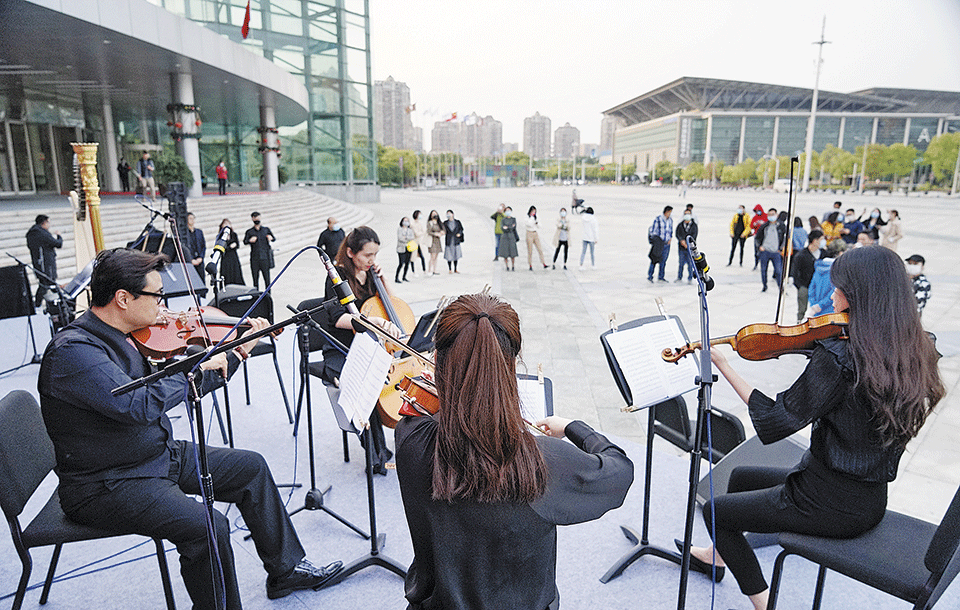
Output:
(701, 460), (886, 596)
(729, 235), (746, 264)
(396, 250), (412, 281)
(59, 441), (305, 610)
(251, 257), (271, 289)
(218, 178), (227, 195)
(552, 240), (568, 264)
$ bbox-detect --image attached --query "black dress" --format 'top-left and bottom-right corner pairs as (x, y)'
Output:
(220, 230), (245, 285)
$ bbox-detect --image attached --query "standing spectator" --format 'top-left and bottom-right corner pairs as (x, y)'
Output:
(791, 230), (823, 321)
(244, 211), (276, 290)
(411, 210), (426, 275)
(571, 189), (585, 213)
(791, 217), (808, 255)
(117, 159), (131, 192)
(490, 204), (505, 261)
(498, 207), (519, 271)
(524, 206), (548, 271)
(185, 213), (206, 281)
(25, 214), (63, 306)
(821, 200), (843, 223)
(840, 208), (864, 245)
(905, 254), (930, 316)
(749, 204), (767, 269)
(426, 210), (444, 276)
(728, 204), (750, 266)
(579, 207), (599, 269)
(134, 151), (157, 201)
(808, 241), (845, 316)
(861, 208), (886, 241)
(216, 161), (228, 196)
(881, 209), (903, 252)
(396, 217), (415, 283)
(551, 208), (570, 270)
(684, 203), (700, 225)
(217, 218), (244, 286)
(675, 210), (698, 283)
(755, 207), (786, 293)
(821, 211), (844, 244)
(317, 217), (345, 261)
(443, 210), (464, 274)
(647, 206), (673, 282)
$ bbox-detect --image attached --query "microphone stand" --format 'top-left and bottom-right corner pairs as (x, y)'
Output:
(675, 240), (717, 610)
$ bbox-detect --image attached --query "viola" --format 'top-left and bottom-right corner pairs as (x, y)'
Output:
(662, 312), (849, 363)
(130, 306), (281, 360)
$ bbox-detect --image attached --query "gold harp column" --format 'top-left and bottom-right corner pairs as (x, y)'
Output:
(71, 142), (106, 252)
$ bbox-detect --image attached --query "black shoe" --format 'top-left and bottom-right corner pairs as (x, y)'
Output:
(658, 278), (669, 283)
(267, 559), (344, 599)
(762, 285), (768, 292)
(674, 539), (724, 582)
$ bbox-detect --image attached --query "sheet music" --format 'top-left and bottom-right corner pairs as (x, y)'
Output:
(604, 318), (698, 409)
(337, 332), (393, 431)
(517, 378), (547, 423)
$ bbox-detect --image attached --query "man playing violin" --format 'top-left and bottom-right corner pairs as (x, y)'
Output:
(38, 247), (343, 609)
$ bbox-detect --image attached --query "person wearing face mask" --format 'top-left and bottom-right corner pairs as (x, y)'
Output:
(498, 207), (519, 271)
(790, 230), (823, 322)
(821, 211), (844, 245)
(728, 205), (751, 266)
(840, 208), (864, 245)
(755, 207), (786, 293)
(880, 209), (903, 252)
(411, 210), (427, 275)
(551, 208), (571, 270)
(905, 254), (930, 316)
(675, 211), (698, 283)
(426, 210), (445, 276)
(217, 218), (244, 286)
(396, 216), (416, 283)
(443, 210), (464, 274)
(749, 204), (767, 270)
(490, 204), (506, 261)
(861, 208), (886, 241)
(244, 211), (276, 290)
(524, 206), (548, 271)
(808, 240), (845, 316)
(317, 217), (346, 260)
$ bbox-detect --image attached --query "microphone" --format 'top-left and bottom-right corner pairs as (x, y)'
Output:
(136, 198), (170, 219)
(686, 238), (715, 291)
(205, 226), (231, 278)
(317, 249), (359, 315)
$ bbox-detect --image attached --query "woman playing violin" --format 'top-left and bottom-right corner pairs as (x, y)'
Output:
(394, 294), (634, 610)
(687, 246), (944, 610)
(319, 226), (402, 470)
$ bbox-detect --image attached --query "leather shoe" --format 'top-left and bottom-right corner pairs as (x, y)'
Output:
(674, 539), (724, 582)
(266, 559), (344, 599)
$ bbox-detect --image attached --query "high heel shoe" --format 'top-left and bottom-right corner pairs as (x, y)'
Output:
(674, 539), (724, 582)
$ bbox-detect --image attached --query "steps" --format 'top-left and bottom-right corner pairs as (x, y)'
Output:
(0, 188), (374, 291)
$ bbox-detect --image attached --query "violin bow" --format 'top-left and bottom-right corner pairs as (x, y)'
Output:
(350, 313), (434, 367)
(775, 156), (801, 326)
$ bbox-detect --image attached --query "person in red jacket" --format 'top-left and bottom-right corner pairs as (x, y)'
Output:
(216, 161), (228, 196)
(749, 204), (767, 270)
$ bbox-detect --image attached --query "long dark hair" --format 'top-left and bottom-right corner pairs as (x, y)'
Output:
(432, 294), (546, 503)
(831, 246), (944, 448)
(334, 226), (379, 295)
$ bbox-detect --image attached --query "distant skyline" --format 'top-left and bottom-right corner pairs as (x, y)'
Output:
(369, 0), (960, 151)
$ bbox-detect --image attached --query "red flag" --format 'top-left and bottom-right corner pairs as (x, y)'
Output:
(241, 1), (251, 39)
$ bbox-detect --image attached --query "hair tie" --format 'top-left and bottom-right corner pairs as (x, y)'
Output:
(475, 312), (489, 320)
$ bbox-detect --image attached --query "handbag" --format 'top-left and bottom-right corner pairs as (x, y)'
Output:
(406, 239), (418, 252)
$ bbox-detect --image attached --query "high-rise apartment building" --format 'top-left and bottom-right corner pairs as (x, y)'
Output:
(374, 76), (416, 151)
(554, 123), (580, 158)
(431, 114), (502, 157)
(432, 121), (460, 153)
(523, 112), (552, 159)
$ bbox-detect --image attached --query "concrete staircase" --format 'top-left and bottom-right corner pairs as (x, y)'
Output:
(0, 188), (374, 290)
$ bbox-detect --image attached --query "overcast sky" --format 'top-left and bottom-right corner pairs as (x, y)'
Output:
(369, 0), (960, 149)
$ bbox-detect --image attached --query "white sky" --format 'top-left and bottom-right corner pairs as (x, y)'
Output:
(369, 0), (960, 149)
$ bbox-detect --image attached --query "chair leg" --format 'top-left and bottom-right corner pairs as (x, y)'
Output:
(270, 342), (294, 424)
(11, 537), (33, 610)
(154, 538), (177, 610)
(342, 430), (350, 462)
(812, 565), (828, 610)
(766, 549), (790, 610)
(39, 543), (63, 604)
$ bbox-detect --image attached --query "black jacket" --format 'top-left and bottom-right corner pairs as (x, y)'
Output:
(755, 220), (786, 252)
(26, 223), (63, 283)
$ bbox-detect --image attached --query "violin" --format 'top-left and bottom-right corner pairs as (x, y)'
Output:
(662, 312), (848, 363)
(130, 306), (281, 360)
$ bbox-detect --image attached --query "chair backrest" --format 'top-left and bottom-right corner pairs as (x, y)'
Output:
(920, 483), (960, 607)
(297, 298), (331, 353)
(700, 408), (746, 463)
(0, 391), (55, 521)
(210, 286), (273, 322)
(653, 397), (693, 452)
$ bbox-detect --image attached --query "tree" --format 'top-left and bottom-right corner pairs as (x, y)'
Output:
(855, 144), (887, 180)
(737, 158), (758, 185)
(654, 160), (676, 182)
(681, 162), (704, 182)
(505, 150), (530, 166)
(923, 133), (960, 184)
(154, 148), (194, 188)
(720, 165), (738, 184)
(882, 143), (919, 182)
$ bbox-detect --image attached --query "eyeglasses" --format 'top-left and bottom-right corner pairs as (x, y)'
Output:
(135, 289), (165, 304)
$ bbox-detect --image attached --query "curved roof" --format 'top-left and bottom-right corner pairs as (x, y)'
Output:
(0, 0), (309, 126)
(603, 77), (956, 126)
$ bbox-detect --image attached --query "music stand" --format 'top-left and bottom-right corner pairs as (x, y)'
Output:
(597, 315), (701, 583)
(317, 385), (407, 589)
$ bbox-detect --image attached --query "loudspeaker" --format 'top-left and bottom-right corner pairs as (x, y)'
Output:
(208, 286), (272, 322)
(159, 264), (208, 299)
(0, 265), (35, 319)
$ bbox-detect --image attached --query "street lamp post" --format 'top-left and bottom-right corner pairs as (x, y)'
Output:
(852, 136), (869, 195)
